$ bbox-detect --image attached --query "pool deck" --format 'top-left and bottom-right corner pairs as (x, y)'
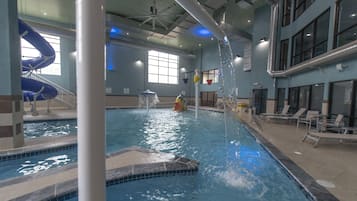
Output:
(238, 112), (357, 201)
(2, 108), (356, 200)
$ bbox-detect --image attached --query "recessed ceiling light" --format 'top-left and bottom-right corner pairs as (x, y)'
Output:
(210, 37), (214, 41)
(306, 33), (312, 37)
(247, 19), (251, 23)
(43, 12), (47, 16)
(351, 13), (356, 18)
(192, 25), (212, 38)
(198, 43), (202, 47)
(126, 32), (130, 35)
(179, 44), (183, 48)
(259, 37), (267, 43)
(110, 27), (122, 35)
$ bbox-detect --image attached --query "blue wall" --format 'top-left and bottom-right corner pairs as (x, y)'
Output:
(195, 5), (275, 99)
(0, 0), (22, 95)
(42, 36), (77, 93)
(275, 0), (357, 101)
(106, 42), (195, 97)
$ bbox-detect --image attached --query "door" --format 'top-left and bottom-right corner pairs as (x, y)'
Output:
(252, 89), (268, 114)
(329, 81), (353, 126)
(200, 91), (217, 107)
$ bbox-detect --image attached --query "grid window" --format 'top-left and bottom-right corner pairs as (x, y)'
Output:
(335, 0), (357, 48)
(291, 9), (330, 66)
(21, 33), (61, 76)
(202, 69), (219, 84)
(282, 0), (292, 26)
(294, 0), (315, 20)
(148, 50), (178, 84)
(279, 39), (289, 70)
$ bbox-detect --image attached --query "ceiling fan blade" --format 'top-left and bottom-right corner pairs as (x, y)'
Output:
(156, 18), (168, 30)
(140, 17), (153, 26)
(127, 15), (153, 19)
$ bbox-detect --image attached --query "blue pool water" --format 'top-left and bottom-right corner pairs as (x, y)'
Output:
(0, 148), (77, 181)
(24, 120), (77, 138)
(3, 109), (311, 201)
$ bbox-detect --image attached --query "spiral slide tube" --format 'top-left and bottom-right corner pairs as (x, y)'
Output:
(19, 19), (58, 101)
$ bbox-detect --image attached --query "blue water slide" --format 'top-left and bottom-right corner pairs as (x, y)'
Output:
(19, 19), (58, 101)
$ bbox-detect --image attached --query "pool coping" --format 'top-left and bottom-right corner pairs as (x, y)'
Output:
(0, 135), (77, 160)
(3, 147), (199, 201)
(241, 119), (339, 201)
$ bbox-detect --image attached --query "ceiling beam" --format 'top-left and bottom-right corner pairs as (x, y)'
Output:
(106, 12), (168, 35)
(109, 37), (196, 59)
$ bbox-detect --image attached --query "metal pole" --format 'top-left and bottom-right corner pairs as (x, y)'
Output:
(76, 0), (106, 200)
(195, 83), (198, 119)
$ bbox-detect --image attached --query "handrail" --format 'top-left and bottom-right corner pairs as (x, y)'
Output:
(30, 73), (76, 96)
(27, 73), (77, 108)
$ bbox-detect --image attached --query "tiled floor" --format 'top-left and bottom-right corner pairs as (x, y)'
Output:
(241, 113), (357, 201)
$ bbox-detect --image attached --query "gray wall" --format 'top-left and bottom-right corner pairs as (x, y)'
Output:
(106, 42), (195, 97)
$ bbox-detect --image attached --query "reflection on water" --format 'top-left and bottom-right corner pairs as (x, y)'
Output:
(142, 112), (184, 152)
(17, 155), (72, 175)
(24, 120), (77, 138)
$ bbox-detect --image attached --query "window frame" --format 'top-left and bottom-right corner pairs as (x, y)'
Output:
(282, 0), (292, 27)
(291, 9), (330, 66)
(147, 50), (179, 85)
(21, 32), (61, 76)
(294, 0), (315, 20)
(201, 69), (219, 85)
(334, 0), (357, 48)
(279, 39), (289, 70)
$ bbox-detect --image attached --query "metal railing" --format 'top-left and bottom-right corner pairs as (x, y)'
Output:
(27, 73), (77, 109)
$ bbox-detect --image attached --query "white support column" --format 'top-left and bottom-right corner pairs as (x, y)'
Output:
(76, 0), (106, 201)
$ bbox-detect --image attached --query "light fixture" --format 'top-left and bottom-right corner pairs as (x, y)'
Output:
(247, 19), (251, 23)
(191, 25), (212, 38)
(210, 37), (214, 41)
(259, 37), (267, 43)
(126, 32), (130, 36)
(306, 33), (312, 37)
(135, 59), (144, 67)
(234, 54), (242, 63)
(110, 27), (122, 35)
(179, 44), (183, 48)
(350, 13), (356, 18)
(180, 67), (186, 72)
(198, 43), (202, 47)
(70, 51), (77, 58)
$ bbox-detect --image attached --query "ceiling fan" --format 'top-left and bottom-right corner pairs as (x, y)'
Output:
(127, 0), (180, 30)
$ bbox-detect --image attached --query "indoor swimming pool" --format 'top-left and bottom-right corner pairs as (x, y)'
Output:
(3, 109), (312, 200)
(24, 119), (77, 138)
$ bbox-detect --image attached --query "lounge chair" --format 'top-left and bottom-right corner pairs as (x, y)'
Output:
(302, 130), (357, 147)
(267, 108), (306, 122)
(317, 114), (344, 132)
(261, 105), (290, 117)
(296, 110), (319, 128)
